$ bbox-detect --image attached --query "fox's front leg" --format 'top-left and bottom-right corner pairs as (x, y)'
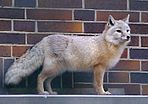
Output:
(93, 65), (111, 95)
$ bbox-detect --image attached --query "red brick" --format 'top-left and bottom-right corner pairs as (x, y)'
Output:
(0, 20), (11, 31)
(128, 36), (139, 46)
(0, 33), (25, 44)
(130, 49), (148, 59)
(38, 0), (82, 8)
(130, 24), (148, 34)
(97, 11), (139, 22)
(141, 61), (148, 71)
(84, 23), (105, 33)
(130, 0), (148, 11)
(142, 85), (148, 95)
(0, 8), (24, 19)
(0, 46), (11, 57)
(15, 0), (36, 7)
(131, 73), (148, 83)
(109, 72), (129, 83)
(12, 46), (31, 57)
(141, 37), (148, 47)
(112, 60), (140, 71)
(74, 10), (95, 21)
(14, 21), (35, 32)
(142, 12), (148, 22)
(85, 0), (127, 10)
(38, 21), (82, 33)
(27, 34), (49, 44)
(27, 9), (72, 20)
(121, 48), (128, 58)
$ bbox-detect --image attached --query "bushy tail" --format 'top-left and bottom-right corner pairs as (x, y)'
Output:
(5, 43), (44, 85)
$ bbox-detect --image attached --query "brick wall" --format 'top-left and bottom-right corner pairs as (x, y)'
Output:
(0, 0), (148, 95)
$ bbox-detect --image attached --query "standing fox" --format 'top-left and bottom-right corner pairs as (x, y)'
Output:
(5, 15), (131, 95)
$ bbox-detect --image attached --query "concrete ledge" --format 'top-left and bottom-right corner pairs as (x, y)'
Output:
(0, 95), (148, 104)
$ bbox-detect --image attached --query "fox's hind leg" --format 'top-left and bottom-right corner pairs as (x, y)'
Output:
(37, 69), (58, 95)
(37, 72), (48, 94)
(37, 59), (60, 95)
(37, 68), (59, 95)
(46, 77), (57, 95)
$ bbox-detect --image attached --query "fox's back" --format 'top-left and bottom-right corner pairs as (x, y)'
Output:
(42, 35), (100, 69)
(42, 35), (121, 70)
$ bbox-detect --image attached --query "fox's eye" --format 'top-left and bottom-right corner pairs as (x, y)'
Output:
(127, 30), (130, 32)
(116, 30), (122, 33)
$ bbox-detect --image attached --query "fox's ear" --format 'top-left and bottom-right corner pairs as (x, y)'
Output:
(107, 15), (116, 27)
(123, 14), (130, 23)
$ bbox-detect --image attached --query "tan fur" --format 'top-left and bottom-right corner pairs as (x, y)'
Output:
(5, 15), (131, 95)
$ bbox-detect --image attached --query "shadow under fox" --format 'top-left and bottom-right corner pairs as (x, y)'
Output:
(5, 15), (131, 95)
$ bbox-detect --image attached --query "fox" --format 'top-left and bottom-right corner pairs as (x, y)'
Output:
(5, 15), (131, 95)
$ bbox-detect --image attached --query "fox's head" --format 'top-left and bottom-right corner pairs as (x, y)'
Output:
(103, 15), (131, 45)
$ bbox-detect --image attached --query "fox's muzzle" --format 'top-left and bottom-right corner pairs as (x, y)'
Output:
(126, 36), (130, 41)
(121, 35), (130, 41)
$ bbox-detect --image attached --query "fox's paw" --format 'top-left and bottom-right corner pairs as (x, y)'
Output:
(39, 91), (50, 95)
(102, 91), (111, 95)
(39, 91), (58, 95)
(49, 91), (58, 95)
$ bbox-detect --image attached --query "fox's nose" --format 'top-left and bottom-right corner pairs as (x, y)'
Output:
(126, 36), (130, 41)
